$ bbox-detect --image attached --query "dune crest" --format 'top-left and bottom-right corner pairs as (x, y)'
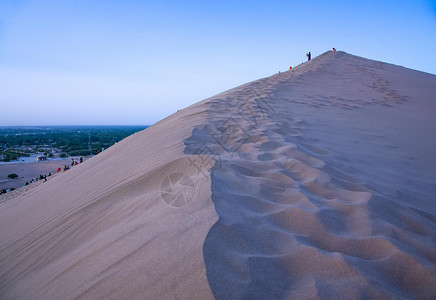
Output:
(1, 51), (436, 299)
(185, 51), (436, 299)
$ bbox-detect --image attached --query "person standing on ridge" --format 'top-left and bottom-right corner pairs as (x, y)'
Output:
(306, 52), (311, 61)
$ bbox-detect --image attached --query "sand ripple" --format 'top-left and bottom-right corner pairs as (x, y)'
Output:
(185, 52), (436, 299)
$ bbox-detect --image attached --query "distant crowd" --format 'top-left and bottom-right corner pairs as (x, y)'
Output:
(24, 172), (52, 186)
(57, 157), (83, 173)
(1, 157), (85, 196)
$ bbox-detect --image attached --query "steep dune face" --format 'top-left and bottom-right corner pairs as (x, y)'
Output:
(0, 104), (218, 299)
(1, 51), (436, 299)
(184, 51), (436, 299)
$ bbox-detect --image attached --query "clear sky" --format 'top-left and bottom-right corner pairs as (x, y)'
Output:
(1, 0), (435, 126)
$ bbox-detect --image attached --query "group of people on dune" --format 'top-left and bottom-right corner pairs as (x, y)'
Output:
(56, 157), (84, 173)
(1, 156), (87, 196)
(24, 173), (52, 186)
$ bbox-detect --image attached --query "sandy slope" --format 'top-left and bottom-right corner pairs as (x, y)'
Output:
(0, 104), (218, 299)
(1, 51), (436, 299)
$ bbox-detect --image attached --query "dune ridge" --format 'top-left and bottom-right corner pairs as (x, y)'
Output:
(185, 51), (436, 298)
(1, 51), (435, 299)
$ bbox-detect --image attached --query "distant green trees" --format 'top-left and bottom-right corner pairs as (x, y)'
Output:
(0, 126), (147, 161)
(0, 149), (29, 162)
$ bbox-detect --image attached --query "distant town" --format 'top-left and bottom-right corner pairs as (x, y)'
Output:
(0, 126), (148, 163)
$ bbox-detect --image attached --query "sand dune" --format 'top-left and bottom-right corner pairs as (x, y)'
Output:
(1, 51), (435, 299)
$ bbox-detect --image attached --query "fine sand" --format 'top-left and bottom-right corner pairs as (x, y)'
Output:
(0, 51), (435, 299)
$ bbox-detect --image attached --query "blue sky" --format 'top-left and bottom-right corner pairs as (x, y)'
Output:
(1, 0), (435, 125)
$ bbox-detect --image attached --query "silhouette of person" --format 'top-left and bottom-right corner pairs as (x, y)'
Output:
(307, 52), (311, 61)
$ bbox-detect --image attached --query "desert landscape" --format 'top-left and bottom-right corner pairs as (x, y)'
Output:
(0, 51), (435, 299)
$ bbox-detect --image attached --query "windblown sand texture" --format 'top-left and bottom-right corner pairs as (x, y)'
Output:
(1, 51), (435, 299)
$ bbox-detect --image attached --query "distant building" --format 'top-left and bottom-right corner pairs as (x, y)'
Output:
(35, 156), (47, 162)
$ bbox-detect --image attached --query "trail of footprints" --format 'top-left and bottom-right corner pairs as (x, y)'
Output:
(192, 78), (434, 297)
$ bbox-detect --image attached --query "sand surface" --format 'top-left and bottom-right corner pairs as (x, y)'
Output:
(1, 51), (435, 299)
